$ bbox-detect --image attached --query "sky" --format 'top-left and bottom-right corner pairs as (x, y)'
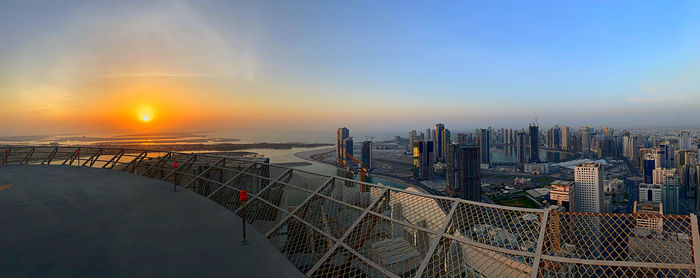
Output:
(2, 1), (700, 141)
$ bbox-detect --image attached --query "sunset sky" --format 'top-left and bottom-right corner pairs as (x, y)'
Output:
(2, 1), (700, 139)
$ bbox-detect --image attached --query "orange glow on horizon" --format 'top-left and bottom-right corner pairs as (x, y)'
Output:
(137, 105), (154, 123)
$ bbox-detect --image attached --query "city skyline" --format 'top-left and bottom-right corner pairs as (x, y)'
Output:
(3, 1), (700, 137)
(3, 2), (700, 276)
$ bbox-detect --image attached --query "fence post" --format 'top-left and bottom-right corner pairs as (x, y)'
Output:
(530, 208), (550, 278)
(240, 190), (248, 245)
(173, 162), (178, 191)
(690, 214), (700, 276)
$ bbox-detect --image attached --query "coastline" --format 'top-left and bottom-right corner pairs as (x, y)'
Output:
(293, 147), (334, 161)
(293, 147), (430, 195)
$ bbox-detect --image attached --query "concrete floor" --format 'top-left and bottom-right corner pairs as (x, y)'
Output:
(0, 165), (304, 278)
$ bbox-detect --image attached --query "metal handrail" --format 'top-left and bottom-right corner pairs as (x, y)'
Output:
(0, 145), (696, 278)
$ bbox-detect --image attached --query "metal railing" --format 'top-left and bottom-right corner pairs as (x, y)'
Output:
(1, 145), (698, 277)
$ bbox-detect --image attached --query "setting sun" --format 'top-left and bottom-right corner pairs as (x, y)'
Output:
(137, 106), (154, 123)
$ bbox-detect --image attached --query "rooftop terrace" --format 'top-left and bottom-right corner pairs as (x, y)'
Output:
(0, 146), (698, 277)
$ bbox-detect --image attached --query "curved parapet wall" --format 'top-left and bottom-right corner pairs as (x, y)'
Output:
(1, 146), (697, 277)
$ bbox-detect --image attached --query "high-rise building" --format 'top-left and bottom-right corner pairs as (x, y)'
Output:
(529, 124), (539, 163)
(408, 130), (417, 153)
(413, 140), (434, 180)
(656, 142), (675, 169)
(336, 127), (350, 161)
(441, 128), (451, 161)
(680, 131), (692, 151)
(456, 133), (468, 144)
(643, 154), (655, 184)
(581, 125), (592, 155)
(675, 149), (696, 170)
(680, 163), (697, 200)
(343, 137), (353, 165)
(653, 168), (676, 185)
(546, 125), (561, 149)
(574, 163), (604, 213)
(361, 141), (372, 169)
(622, 135), (637, 161)
(515, 130), (527, 166)
(479, 128), (490, 166)
(653, 147), (666, 169)
(561, 126), (570, 150)
(550, 180), (575, 211)
(426, 129), (431, 141)
(435, 123), (445, 162)
(446, 144), (481, 202)
(639, 183), (662, 203)
(663, 174), (680, 214)
(504, 128), (513, 145)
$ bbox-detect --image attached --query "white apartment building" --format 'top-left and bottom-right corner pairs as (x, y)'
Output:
(574, 162), (604, 213)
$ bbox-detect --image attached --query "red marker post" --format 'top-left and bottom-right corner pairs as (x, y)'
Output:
(173, 162), (178, 191)
(240, 190), (248, 245)
(76, 149), (80, 165)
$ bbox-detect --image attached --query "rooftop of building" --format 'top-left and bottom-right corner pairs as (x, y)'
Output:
(551, 180), (574, 186)
(0, 165), (304, 277)
(639, 183), (663, 189)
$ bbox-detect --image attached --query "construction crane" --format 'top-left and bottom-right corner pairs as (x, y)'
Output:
(336, 153), (370, 192)
(336, 158), (355, 179)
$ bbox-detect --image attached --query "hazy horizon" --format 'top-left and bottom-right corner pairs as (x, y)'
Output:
(2, 1), (700, 136)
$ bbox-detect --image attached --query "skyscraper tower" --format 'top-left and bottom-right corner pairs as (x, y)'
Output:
(479, 128), (490, 166)
(435, 123), (445, 161)
(361, 141), (373, 169)
(413, 140), (434, 180)
(663, 174), (680, 214)
(581, 125), (592, 155)
(561, 126), (570, 150)
(504, 128), (513, 145)
(643, 154), (655, 184)
(516, 130), (527, 166)
(336, 127), (349, 161)
(446, 143), (481, 202)
(680, 131), (692, 150)
(343, 137), (353, 165)
(553, 124), (561, 149)
(408, 130), (417, 153)
(529, 124), (539, 163)
(441, 128), (451, 161)
(574, 162), (604, 213)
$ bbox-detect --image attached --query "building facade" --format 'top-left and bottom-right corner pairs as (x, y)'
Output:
(343, 137), (353, 165)
(643, 154), (655, 184)
(516, 130), (527, 166)
(639, 183), (662, 203)
(550, 180), (575, 211)
(652, 168), (676, 185)
(435, 123), (445, 162)
(446, 144), (481, 202)
(574, 162), (604, 213)
(680, 131), (692, 151)
(479, 128), (490, 167)
(663, 175), (680, 214)
(529, 124), (539, 163)
(361, 141), (372, 169)
(336, 127), (349, 161)
(413, 140), (434, 180)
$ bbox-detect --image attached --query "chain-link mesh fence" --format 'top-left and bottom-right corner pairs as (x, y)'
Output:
(1, 146), (697, 277)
